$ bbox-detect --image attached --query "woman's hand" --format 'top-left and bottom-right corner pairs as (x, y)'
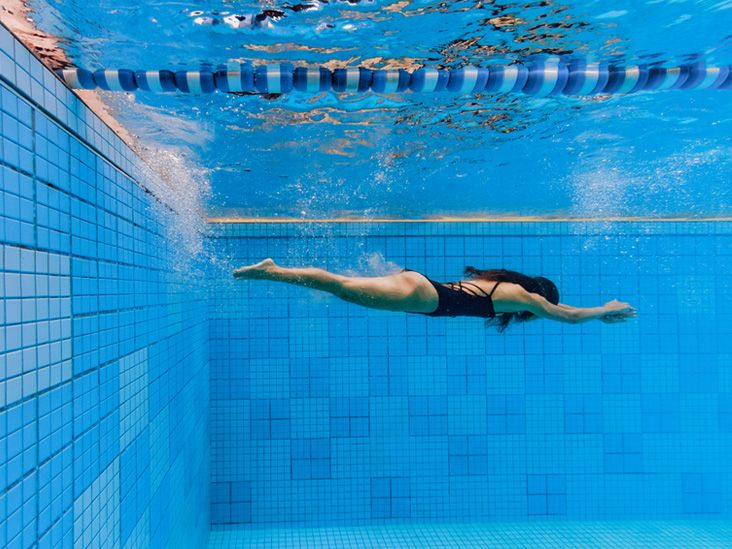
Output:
(600, 299), (636, 323)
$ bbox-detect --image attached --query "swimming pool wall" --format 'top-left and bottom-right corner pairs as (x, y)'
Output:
(0, 24), (209, 548)
(207, 220), (732, 527)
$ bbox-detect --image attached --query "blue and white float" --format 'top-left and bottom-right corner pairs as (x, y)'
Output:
(56, 59), (732, 96)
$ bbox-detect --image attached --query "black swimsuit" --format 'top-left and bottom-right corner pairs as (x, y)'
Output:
(404, 269), (501, 318)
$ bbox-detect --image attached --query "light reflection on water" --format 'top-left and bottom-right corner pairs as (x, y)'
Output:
(22, 0), (732, 217)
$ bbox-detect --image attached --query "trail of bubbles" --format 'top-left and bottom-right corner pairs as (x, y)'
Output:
(133, 144), (215, 278)
(349, 251), (403, 276)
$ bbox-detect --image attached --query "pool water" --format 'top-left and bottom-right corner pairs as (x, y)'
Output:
(22, 0), (732, 218)
(206, 220), (732, 534)
(1, 1), (732, 548)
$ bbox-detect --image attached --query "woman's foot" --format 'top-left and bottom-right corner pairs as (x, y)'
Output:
(233, 258), (277, 279)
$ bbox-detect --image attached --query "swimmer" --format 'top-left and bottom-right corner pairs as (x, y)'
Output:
(189, 1), (374, 32)
(233, 259), (636, 330)
(191, 11), (284, 30)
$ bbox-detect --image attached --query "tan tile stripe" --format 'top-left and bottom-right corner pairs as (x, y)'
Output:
(207, 216), (732, 224)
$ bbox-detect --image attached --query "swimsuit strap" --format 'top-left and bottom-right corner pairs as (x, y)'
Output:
(447, 280), (492, 298)
(489, 281), (501, 296)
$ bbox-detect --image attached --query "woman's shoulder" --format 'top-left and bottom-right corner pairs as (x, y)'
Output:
(478, 281), (534, 313)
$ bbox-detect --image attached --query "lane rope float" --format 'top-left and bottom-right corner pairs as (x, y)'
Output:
(56, 59), (732, 96)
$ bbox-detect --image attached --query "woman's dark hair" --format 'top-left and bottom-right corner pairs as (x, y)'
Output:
(464, 266), (560, 332)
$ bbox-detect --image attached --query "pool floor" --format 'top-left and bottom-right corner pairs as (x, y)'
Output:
(208, 519), (732, 548)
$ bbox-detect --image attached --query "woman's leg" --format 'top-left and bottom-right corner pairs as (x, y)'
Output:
(233, 258), (438, 313)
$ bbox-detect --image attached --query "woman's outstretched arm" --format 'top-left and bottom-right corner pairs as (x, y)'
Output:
(514, 289), (636, 324)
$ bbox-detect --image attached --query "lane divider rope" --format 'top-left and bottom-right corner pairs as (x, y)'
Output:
(56, 59), (732, 96)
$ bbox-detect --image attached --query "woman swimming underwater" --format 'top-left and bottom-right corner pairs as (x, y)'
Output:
(233, 259), (635, 329)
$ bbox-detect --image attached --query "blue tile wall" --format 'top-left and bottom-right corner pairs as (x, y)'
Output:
(208, 220), (732, 527)
(0, 23), (209, 548)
